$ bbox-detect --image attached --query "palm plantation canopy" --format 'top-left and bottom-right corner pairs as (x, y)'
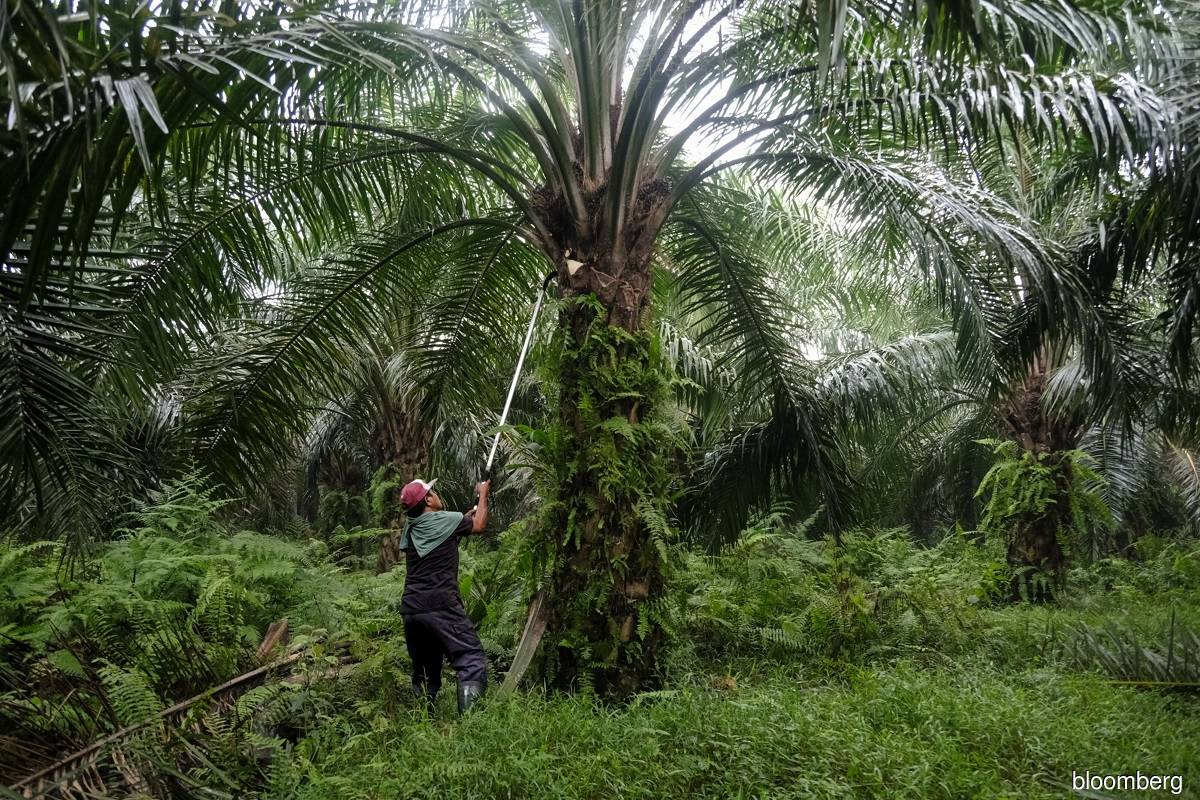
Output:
(2, 0), (1199, 699)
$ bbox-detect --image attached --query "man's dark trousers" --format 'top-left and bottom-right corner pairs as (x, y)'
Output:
(403, 605), (488, 700)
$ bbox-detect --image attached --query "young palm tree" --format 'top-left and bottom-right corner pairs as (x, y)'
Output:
(3, 0), (1184, 691)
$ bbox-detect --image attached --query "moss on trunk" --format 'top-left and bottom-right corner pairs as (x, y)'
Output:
(538, 294), (675, 696)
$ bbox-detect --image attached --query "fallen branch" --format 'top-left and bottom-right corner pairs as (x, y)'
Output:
(9, 651), (304, 798)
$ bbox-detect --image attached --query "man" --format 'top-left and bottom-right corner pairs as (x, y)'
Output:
(397, 477), (490, 715)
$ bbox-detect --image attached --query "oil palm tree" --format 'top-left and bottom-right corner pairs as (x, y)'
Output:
(3, 0), (1186, 692)
(779, 137), (1200, 596)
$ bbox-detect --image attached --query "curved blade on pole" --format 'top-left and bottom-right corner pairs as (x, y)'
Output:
(499, 589), (547, 696)
(485, 273), (555, 476)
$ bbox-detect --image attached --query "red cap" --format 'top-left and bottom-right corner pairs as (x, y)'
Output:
(400, 478), (437, 510)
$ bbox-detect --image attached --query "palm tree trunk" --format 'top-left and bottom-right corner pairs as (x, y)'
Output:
(539, 258), (671, 696)
(374, 410), (431, 573)
(999, 354), (1079, 601)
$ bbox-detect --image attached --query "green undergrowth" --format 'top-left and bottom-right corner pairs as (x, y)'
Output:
(3, 480), (1199, 796)
(671, 521), (1009, 668)
(273, 519), (1200, 800)
(0, 476), (534, 786)
(666, 511), (1200, 681)
(270, 663), (1198, 800)
(0, 477), (378, 782)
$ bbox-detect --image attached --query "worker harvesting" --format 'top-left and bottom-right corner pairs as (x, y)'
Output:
(393, 272), (554, 712)
(397, 477), (491, 715)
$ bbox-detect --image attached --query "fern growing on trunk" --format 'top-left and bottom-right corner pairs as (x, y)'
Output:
(975, 439), (1113, 601)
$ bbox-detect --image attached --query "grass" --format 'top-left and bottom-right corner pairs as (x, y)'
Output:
(268, 660), (1198, 799)
(260, 528), (1200, 800)
(5, 485), (1197, 798)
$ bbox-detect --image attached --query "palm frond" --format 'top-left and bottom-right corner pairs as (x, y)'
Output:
(187, 217), (513, 492)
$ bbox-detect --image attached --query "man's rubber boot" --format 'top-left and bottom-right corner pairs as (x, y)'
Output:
(457, 681), (484, 714)
(412, 683), (436, 720)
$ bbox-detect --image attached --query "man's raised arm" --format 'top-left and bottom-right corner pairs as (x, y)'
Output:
(470, 480), (490, 533)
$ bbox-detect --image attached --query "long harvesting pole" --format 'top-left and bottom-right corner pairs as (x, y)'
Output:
(484, 272), (556, 475)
